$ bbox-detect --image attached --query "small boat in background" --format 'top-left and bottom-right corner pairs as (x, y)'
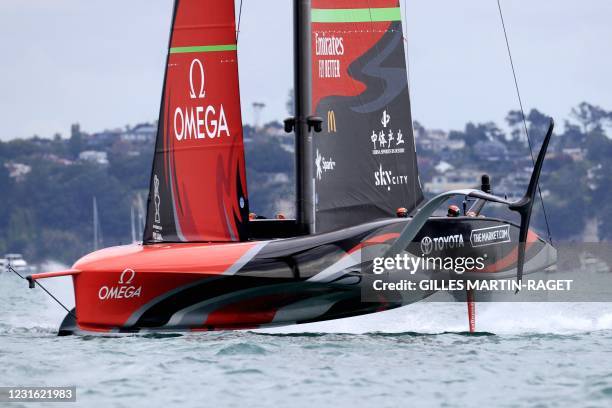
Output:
(4, 253), (30, 274)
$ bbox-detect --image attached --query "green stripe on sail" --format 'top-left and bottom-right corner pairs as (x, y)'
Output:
(169, 44), (237, 54)
(311, 7), (401, 23)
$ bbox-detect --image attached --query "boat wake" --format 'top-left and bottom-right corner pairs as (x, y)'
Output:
(259, 301), (612, 336)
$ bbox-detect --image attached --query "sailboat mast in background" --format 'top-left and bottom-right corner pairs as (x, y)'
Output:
(92, 196), (103, 251)
(130, 205), (137, 244)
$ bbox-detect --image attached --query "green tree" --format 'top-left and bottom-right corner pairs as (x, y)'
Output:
(598, 202), (612, 241)
(526, 109), (552, 143)
(584, 126), (612, 164)
(0, 165), (12, 231)
(69, 131), (84, 159)
(571, 102), (610, 133)
(449, 122), (503, 147)
(108, 151), (151, 191)
(506, 110), (526, 142)
(536, 160), (589, 239)
(558, 121), (585, 149)
(7, 208), (37, 256)
(506, 109), (552, 145)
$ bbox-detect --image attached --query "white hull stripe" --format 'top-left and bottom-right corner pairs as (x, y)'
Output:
(223, 241), (268, 275)
(307, 250), (362, 283)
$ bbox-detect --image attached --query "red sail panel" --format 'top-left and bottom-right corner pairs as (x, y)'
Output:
(311, 0), (423, 233)
(311, 0), (396, 111)
(144, 0), (249, 243)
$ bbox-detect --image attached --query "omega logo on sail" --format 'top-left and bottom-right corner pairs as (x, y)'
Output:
(174, 58), (230, 141)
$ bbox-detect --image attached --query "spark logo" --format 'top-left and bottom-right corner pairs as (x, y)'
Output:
(315, 149), (336, 180)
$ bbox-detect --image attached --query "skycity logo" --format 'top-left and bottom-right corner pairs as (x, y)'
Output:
(374, 164), (409, 191)
(315, 149), (336, 180)
(174, 58), (230, 141)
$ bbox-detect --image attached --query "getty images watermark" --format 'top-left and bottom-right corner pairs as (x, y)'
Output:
(370, 253), (572, 292)
(359, 242), (612, 302)
(372, 254), (573, 292)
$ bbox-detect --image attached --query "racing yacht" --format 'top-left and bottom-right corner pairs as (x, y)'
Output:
(26, 0), (556, 335)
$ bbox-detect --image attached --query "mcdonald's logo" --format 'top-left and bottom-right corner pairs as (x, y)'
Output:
(327, 110), (337, 133)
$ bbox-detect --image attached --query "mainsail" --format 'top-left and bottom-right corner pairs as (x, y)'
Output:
(144, 0), (249, 243)
(311, 0), (423, 233)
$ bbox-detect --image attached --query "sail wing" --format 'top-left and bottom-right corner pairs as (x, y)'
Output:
(144, 0), (249, 243)
(311, 0), (423, 233)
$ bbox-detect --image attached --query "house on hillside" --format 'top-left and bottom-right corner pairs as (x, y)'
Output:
(121, 123), (157, 143)
(424, 169), (482, 194)
(4, 162), (31, 182)
(561, 147), (586, 162)
(86, 129), (122, 148)
(416, 129), (465, 152)
(473, 139), (509, 161)
(42, 154), (73, 166)
(79, 150), (109, 165)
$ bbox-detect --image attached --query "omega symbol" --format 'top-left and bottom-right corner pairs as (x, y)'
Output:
(119, 268), (136, 285)
(189, 59), (206, 99)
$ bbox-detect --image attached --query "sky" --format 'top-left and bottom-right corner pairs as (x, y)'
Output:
(0, 0), (611, 140)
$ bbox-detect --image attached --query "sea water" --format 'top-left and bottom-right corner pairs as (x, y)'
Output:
(1, 266), (612, 408)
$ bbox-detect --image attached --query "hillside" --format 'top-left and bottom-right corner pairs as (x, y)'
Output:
(1, 102), (611, 263)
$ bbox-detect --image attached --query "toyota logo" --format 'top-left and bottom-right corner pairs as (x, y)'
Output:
(420, 236), (433, 255)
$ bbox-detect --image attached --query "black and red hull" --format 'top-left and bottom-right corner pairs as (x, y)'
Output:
(37, 217), (555, 335)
